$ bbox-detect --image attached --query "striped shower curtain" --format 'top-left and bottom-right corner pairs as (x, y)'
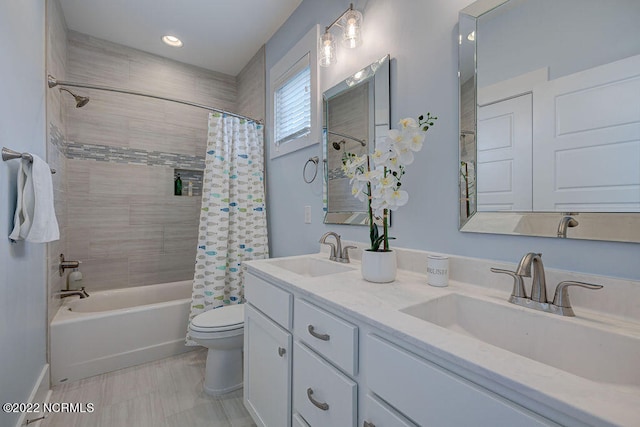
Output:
(186, 112), (268, 345)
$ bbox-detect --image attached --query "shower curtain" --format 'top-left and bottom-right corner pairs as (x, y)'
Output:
(186, 113), (268, 345)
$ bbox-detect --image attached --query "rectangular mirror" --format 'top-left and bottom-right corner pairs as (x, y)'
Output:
(323, 55), (390, 225)
(459, 0), (640, 242)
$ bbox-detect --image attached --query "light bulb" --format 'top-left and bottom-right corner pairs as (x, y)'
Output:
(340, 9), (363, 48)
(318, 31), (336, 67)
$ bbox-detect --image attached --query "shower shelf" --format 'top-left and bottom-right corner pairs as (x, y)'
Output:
(174, 168), (203, 197)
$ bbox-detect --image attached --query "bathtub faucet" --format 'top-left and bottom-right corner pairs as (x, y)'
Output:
(59, 287), (89, 299)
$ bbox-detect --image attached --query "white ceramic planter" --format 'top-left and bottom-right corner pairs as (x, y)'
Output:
(361, 250), (397, 283)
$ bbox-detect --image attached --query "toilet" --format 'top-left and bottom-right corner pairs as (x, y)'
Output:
(188, 304), (245, 396)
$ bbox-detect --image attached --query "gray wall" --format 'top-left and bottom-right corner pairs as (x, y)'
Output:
(264, 0), (640, 280)
(0, 1), (47, 426)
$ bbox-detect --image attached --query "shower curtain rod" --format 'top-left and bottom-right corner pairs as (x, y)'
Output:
(47, 75), (263, 124)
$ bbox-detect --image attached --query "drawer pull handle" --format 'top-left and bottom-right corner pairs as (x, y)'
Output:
(278, 347), (286, 357)
(308, 325), (330, 341)
(364, 422), (376, 427)
(306, 388), (329, 411)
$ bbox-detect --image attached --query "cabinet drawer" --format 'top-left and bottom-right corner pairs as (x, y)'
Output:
(245, 273), (292, 329)
(294, 299), (358, 375)
(362, 394), (417, 427)
(293, 341), (357, 427)
(365, 334), (553, 427)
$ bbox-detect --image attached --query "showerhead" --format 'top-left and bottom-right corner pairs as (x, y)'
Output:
(332, 140), (345, 150)
(59, 88), (90, 108)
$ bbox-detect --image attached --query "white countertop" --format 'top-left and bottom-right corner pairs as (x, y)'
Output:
(245, 252), (640, 427)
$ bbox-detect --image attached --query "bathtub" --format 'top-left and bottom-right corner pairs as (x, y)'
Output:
(50, 280), (195, 385)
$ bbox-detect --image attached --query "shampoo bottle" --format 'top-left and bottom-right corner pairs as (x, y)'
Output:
(68, 268), (83, 289)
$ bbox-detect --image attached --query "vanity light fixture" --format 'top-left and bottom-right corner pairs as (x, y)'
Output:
(319, 3), (363, 67)
(162, 35), (183, 48)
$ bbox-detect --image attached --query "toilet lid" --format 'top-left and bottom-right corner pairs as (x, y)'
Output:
(190, 304), (244, 332)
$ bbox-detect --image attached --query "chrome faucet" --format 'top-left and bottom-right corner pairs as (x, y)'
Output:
(319, 232), (355, 263)
(491, 252), (603, 316)
(59, 287), (89, 299)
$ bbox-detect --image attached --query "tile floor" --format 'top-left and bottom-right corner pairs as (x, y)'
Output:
(41, 349), (256, 427)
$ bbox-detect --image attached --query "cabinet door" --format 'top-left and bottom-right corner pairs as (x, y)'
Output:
(244, 303), (292, 427)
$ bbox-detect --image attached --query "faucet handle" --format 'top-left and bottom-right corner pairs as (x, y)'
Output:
(490, 268), (527, 299)
(340, 246), (357, 263)
(552, 281), (603, 315)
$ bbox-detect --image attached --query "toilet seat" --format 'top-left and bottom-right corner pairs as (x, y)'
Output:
(190, 304), (244, 333)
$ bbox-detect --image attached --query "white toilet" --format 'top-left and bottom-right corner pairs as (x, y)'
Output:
(188, 304), (245, 396)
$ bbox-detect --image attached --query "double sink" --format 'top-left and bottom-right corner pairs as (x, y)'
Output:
(264, 254), (640, 389)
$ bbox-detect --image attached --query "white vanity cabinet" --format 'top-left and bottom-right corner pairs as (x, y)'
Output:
(244, 267), (558, 427)
(244, 273), (293, 427)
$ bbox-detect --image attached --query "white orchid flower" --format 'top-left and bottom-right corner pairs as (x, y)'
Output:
(393, 143), (415, 165)
(378, 175), (394, 189)
(399, 117), (418, 129)
(371, 148), (391, 166)
(387, 129), (406, 145)
(351, 181), (368, 202)
(356, 167), (382, 184)
(407, 131), (425, 152)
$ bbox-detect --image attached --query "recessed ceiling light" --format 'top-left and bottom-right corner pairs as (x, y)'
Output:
(162, 35), (183, 48)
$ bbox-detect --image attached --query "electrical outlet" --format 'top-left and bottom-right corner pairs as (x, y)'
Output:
(304, 205), (311, 223)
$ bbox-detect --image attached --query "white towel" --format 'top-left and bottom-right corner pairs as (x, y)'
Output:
(9, 155), (59, 243)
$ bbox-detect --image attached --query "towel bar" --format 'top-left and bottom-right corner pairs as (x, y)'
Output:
(2, 147), (56, 174)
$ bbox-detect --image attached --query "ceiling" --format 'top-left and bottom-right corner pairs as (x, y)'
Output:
(59, 0), (302, 76)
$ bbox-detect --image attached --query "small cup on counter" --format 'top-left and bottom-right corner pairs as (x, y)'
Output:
(427, 255), (449, 287)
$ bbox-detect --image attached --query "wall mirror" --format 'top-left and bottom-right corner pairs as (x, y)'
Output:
(459, 0), (640, 243)
(323, 55), (390, 225)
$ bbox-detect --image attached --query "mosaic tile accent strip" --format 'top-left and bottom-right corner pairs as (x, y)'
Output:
(327, 166), (346, 180)
(63, 140), (205, 170)
(49, 123), (66, 151)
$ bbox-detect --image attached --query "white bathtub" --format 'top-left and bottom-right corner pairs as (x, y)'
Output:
(51, 280), (195, 385)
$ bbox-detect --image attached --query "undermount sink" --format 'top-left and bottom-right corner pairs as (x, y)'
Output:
(402, 293), (640, 387)
(268, 257), (353, 277)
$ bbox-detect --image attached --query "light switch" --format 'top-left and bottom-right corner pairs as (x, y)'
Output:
(304, 205), (311, 223)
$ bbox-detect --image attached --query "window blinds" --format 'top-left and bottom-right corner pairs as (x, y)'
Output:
(274, 57), (311, 146)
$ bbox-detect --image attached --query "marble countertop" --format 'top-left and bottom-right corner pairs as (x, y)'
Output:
(245, 252), (640, 427)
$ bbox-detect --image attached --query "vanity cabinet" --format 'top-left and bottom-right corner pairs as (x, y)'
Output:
(244, 269), (556, 427)
(244, 274), (293, 427)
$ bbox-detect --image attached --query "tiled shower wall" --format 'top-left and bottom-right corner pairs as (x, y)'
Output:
(49, 26), (265, 290)
(46, 0), (68, 321)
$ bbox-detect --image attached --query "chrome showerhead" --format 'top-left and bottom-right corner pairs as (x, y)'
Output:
(59, 88), (90, 108)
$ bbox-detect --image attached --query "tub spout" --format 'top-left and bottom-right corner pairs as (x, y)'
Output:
(60, 287), (89, 299)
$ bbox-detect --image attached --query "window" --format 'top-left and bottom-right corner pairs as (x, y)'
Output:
(274, 57), (311, 146)
(269, 25), (319, 159)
